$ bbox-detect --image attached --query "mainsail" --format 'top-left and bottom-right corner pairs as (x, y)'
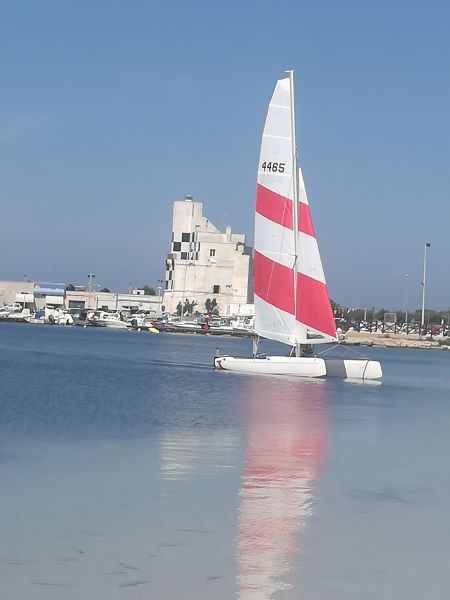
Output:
(254, 74), (337, 346)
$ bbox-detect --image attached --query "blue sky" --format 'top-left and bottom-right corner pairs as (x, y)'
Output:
(1, 0), (449, 309)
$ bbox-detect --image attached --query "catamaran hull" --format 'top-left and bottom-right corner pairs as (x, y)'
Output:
(214, 355), (383, 380)
(214, 356), (326, 377)
(323, 358), (382, 380)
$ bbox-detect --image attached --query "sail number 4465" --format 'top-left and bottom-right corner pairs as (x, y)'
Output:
(261, 162), (285, 173)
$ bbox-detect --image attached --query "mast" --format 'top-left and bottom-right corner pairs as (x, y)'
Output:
(288, 70), (301, 356)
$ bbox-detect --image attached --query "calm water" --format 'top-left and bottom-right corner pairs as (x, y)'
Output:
(1, 323), (449, 599)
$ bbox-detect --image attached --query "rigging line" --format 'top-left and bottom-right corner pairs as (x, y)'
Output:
(265, 259), (276, 302)
(316, 342), (373, 360)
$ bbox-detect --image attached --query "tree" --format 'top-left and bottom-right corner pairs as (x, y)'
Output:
(184, 298), (197, 315)
(100, 287), (111, 293)
(142, 285), (156, 295)
(65, 283), (75, 292)
(205, 297), (218, 315)
(375, 308), (385, 321)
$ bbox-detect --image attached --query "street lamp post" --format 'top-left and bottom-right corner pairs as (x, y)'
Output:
(225, 284), (232, 315)
(421, 242), (431, 334)
(156, 279), (163, 314)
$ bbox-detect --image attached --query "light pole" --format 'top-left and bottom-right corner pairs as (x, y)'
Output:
(405, 273), (410, 334)
(225, 284), (232, 315)
(421, 242), (430, 334)
(157, 279), (163, 314)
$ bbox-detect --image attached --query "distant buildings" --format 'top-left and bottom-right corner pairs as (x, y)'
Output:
(163, 195), (252, 315)
(0, 281), (162, 314)
(65, 288), (161, 313)
(0, 280), (34, 307)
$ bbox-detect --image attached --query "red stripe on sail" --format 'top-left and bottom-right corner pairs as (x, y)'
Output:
(296, 273), (336, 338)
(254, 250), (294, 315)
(299, 202), (315, 237)
(256, 184), (316, 237)
(256, 184), (293, 229)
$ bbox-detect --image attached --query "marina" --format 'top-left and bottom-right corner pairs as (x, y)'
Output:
(0, 324), (449, 599)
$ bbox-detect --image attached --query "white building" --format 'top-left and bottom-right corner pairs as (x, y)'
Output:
(0, 280), (34, 307)
(65, 289), (162, 314)
(163, 195), (252, 315)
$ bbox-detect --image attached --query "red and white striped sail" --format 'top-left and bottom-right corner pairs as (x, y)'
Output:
(254, 75), (337, 346)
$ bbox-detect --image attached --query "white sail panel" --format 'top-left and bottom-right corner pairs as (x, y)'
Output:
(254, 212), (295, 271)
(257, 77), (294, 200)
(254, 296), (308, 346)
(297, 233), (326, 283)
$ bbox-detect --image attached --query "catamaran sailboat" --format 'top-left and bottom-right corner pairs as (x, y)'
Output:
(214, 71), (382, 380)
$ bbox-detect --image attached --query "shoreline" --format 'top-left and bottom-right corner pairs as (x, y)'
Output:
(340, 330), (450, 350)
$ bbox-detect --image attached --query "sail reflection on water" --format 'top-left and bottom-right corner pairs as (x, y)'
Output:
(160, 430), (238, 483)
(237, 379), (329, 598)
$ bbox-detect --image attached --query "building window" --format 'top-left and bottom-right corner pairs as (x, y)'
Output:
(181, 252), (188, 259)
(173, 241), (181, 251)
(165, 281), (169, 289)
(182, 232), (191, 242)
(68, 300), (85, 309)
(213, 285), (220, 294)
(210, 248), (216, 257)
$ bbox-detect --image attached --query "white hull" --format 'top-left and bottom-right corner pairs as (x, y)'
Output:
(214, 356), (326, 377)
(172, 323), (203, 332)
(323, 357), (382, 380)
(214, 355), (382, 380)
(97, 320), (131, 329)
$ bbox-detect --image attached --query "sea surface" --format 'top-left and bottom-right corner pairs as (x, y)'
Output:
(0, 323), (449, 599)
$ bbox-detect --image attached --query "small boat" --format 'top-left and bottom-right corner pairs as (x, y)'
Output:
(170, 317), (205, 333)
(208, 318), (235, 335)
(127, 311), (158, 330)
(45, 307), (74, 325)
(0, 303), (24, 320)
(231, 315), (255, 336)
(215, 71), (382, 380)
(94, 311), (131, 329)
